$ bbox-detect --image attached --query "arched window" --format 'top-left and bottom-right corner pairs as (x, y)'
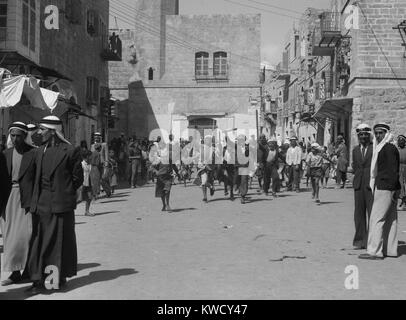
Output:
(195, 52), (209, 76)
(148, 67), (154, 80)
(213, 51), (227, 77)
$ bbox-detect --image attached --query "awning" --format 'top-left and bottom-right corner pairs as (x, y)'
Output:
(0, 52), (72, 81)
(53, 100), (95, 120)
(0, 74), (61, 110)
(314, 97), (353, 120)
(34, 66), (72, 81)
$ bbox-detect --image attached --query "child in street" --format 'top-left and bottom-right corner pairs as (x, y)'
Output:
(82, 150), (95, 216)
(306, 143), (324, 205)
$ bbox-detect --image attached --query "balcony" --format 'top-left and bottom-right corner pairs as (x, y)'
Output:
(101, 33), (122, 62)
(312, 12), (342, 56)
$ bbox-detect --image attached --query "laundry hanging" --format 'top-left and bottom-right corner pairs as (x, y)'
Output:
(0, 71), (60, 110)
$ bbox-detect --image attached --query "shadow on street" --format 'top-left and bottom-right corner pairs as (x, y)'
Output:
(94, 211), (120, 216)
(59, 268), (139, 294)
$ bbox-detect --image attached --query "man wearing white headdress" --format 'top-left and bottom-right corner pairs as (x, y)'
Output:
(26, 123), (38, 147)
(196, 135), (217, 203)
(26, 116), (83, 294)
(0, 122), (36, 286)
(235, 134), (250, 204)
(359, 124), (400, 260)
(352, 123), (373, 250)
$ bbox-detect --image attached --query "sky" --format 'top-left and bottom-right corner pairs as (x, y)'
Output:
(110, 0), (331, 66)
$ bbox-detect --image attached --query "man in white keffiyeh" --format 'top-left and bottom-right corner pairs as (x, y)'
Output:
(359, 124), (401, 260)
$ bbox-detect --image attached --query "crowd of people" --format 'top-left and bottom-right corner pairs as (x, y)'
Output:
(0, 116), (405, 297)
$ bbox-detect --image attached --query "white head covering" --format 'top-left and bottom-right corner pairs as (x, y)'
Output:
(39, 115), (71, 145)
(356, 123), (372, 136)
(311, 142), (322, 151)
(370, 123), (394, 191)
(26, 123), (37, 147)
(7, 121), (33, 149)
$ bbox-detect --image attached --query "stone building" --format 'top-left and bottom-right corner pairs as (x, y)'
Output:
(109, 0), (261, 142)
(273, 0), (406, 152)
(0, 0), (117, 146)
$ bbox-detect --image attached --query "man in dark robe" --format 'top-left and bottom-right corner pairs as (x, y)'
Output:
(26, 116), (83, 295)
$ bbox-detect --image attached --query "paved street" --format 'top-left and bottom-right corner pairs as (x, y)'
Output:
(1, 179), (406, 300)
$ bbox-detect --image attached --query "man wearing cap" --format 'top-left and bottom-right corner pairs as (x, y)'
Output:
(286, 136), (302, 192)
(352, 124), (373, 250)
(359, 124), (400, 260)
(0, 122), (36, 286)
(26, 116), (83, 293)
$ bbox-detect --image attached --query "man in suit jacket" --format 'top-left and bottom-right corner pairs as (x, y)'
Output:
(26, 116), (83, 295)
(359, 123), (401, 260)
(352, 124), (373, 250)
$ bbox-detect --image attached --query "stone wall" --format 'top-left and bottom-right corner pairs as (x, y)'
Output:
(109, 3), (262, 139)
(344, 0), (406, 149)
(40, 0), (109, 145)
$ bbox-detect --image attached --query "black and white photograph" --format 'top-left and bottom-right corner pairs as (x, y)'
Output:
(1, 0), (406, 304)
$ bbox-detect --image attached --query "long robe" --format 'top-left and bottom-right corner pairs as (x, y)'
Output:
(0, 149), (32, 272)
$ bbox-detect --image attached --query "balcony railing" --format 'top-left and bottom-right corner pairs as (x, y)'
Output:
(312, 12), (342, 56)
(101, 33), (122, 61)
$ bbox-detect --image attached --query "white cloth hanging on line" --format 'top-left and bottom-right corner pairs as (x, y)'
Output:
(0, 73), (60, 110)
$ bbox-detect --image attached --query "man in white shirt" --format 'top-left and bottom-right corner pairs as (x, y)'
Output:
(286, 136), (302, 192)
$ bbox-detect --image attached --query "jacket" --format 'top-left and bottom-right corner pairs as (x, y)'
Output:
(0, 152), (10, 216)
(30, 143), (84, 214)
(3, 145), (36, 212)
(352, 143), (373, 191)
(375, 143), (401, 191)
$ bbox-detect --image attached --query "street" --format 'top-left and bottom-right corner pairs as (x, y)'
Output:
(1, 179), (406, 300)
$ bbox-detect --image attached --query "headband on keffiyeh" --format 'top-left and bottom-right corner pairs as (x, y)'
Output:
(398, 135), (406, 142)
(40, 116), (71, 145)
(6, 121), (37, 148)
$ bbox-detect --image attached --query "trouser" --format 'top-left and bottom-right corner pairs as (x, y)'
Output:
(130, 159), (141, 186)
(337, 170), (347, 185)
(353, 186), (373, 248)
(236, 175), (249, 198)
(367, 189), (399, 257)
(263, 164), (279, 194)
(223, 165), (235, 196)
(287, 165), (300, 190)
